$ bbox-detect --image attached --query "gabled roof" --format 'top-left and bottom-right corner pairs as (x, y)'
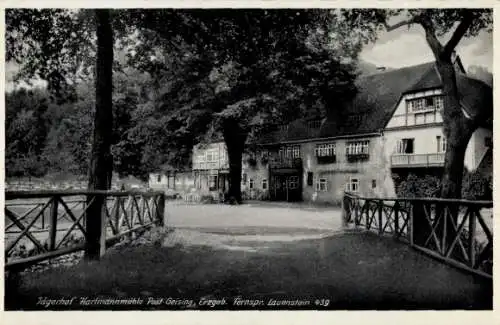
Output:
(258, 60), (493, 145)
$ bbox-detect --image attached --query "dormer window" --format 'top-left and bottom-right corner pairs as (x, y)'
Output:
(407, 95), (443, 112)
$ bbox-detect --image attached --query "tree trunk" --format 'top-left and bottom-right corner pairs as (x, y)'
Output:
(222, 120), (247, 204)
(85, 9), (114, 261)
(435, 60), (475, 199)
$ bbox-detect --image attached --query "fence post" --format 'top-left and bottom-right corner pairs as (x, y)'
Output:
(341, 193), (347, 228)
(378, 201), (383, 235)
(468, 208), (476, 267)
(157, 193), (166, 227)
(394, 201), (399, 239)
(84, 193), (106, 261)
(409, 202), (415, 246)
(48, 196), (59, 251)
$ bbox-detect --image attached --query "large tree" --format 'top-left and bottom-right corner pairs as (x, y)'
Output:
(126, 9), (362, 203)
(341, 9), (492, 199)
(6, 9), (116, 259)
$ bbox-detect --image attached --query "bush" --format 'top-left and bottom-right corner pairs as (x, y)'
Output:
(396, 171), (492, 200)
(396, 174), (441, 198)
(200, 194), (215, 204)
(462, 171), (492, 201)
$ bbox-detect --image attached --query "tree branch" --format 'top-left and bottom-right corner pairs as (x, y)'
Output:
(384, 18), (416, 31)
(416, 15), (444, 60)
(442, 12), (474, 57)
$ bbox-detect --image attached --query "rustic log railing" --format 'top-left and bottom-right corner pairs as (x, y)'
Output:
(342, 192), (493, 279)
(5, 190), (166, 271)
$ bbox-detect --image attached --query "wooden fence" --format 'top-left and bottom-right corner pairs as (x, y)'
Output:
(5, 190), (166, 271)
(342, 192), (493, 279)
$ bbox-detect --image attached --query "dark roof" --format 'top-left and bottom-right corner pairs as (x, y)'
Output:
(259, 61), (493, 145)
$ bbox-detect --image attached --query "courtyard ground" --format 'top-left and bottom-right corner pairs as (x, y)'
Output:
(5, 202), (492, 310)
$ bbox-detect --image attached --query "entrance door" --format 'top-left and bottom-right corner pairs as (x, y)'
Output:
(271, 175), (301, 202)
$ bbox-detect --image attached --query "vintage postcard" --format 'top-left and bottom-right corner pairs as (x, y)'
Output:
(2, 1), (497, 324)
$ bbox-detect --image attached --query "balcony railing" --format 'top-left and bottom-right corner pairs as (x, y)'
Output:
(391, 153), (445, 167)
(268, 157), (302, 169)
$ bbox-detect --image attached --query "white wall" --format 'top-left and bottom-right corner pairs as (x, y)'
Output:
(466, 127), (493, 171)
(192, 142), (229, 170)
(384, 126), (444, 156)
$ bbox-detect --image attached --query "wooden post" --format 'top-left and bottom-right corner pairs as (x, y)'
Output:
(48, 196), (59, 251)
(410, 202), (415, 246)
(84, 194), (106, 261)
(441, 203), (447, 255)
(341, 194), (347, 228)
(394, 201), (399, 239)
(378, 201), (383, 235)
(468, 208), (476, 267)
(157, 193), (166, 227)
(354, 197), (360, 227)
(99, 200), (107, 256)
(365, 200), (370, 230)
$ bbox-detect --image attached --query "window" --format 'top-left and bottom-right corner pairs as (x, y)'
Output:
(407, 95), (444, 113)
(345, 177), (359, 192)
(485, 137), (492, 148)
(249, 179), (254, 189)
(315, 143), (336, 163)
(196, 152), (206, 163)
(435, 96), (444, 110)
(346, 140), (370, 155)
(280, 145), (300, 159)
(308, 119), (321, 129)
(315, 178), (328, 192)
(242, 173), (247, 184)
(372, 179), (376, 189)
(315, 143), (336, 157)
(437, 136), (447, 153)
(307, 172), (313, 186)
(347, 114), (362, 124)
(209, 175), (218, 191)
(425, 97), (434, 107)
(157, 174), (162, 182)
(288, 176), (299, 189)
(262, 179), (268, 190)
(396, 138), (414, 154)
(346, 141), (370, 162)
(167, 173), (175, 189)
(206, 150), (218, 162)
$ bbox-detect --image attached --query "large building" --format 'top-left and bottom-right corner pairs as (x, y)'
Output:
(150, 58), (493, 203)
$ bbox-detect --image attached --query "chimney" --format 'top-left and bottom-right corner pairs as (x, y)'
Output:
(376, 66), (386, 72)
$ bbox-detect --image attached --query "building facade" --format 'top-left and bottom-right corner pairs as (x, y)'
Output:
(150, 58), (493, 203)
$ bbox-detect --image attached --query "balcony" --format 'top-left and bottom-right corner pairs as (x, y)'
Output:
(391, 153), (445, 168)
(268, 157), (302, 170)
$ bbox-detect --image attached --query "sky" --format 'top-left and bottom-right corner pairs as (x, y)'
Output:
(360, 21), (493, 72)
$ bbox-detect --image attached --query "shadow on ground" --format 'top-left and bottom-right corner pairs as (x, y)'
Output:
(5, 229), (492, 310)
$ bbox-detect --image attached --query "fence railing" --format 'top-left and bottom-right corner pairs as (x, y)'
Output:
(5, 190), (166, 271)
(342, 192), (493, 279)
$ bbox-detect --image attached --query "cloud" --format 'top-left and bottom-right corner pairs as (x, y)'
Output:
(361, 27), (493, 71)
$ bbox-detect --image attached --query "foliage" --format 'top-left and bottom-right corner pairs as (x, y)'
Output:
(462, 170), (492, 200)
(396, 174), (441, 198)
(396, 171), (492, 200)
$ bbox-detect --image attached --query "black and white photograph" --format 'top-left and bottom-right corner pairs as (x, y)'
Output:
(3, 7), (494, 312)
